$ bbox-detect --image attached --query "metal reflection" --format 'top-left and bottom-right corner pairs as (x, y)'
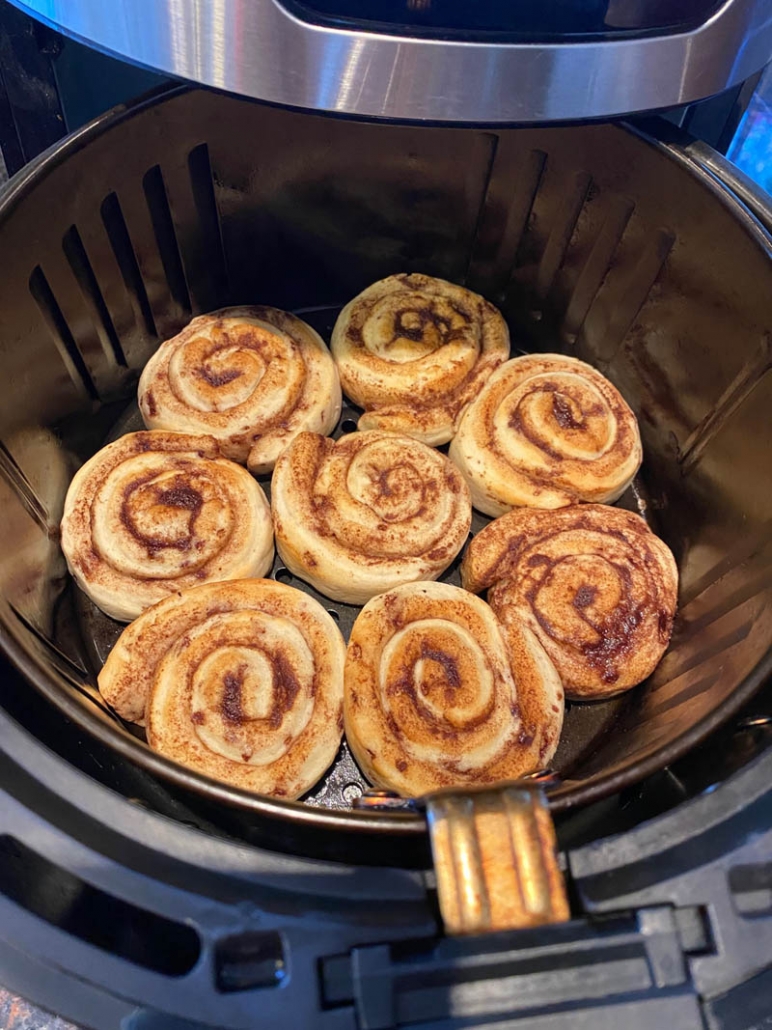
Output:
(7, 0), (772, 123)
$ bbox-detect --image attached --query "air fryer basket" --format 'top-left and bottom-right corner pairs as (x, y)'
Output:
(0, 86), (770, 852)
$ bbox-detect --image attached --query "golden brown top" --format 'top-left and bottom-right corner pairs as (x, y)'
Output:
(461, 504), (678, 699)
(60, 431), (273, 621)
(344, 581), (563, 796)
(271, 430), (471, 604)
(138, 306), (341, 474)
(99, 579), (345, 799)
(450, 354), (642, 515)
(331, 274), (509, 445)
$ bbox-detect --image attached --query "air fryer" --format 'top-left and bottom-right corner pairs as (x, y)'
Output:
(0, 61), (770, 1030)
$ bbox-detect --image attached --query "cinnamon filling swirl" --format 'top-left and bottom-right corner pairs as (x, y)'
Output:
(271, 430), (472, 604)
(99, 579), (345, 798)
(461, 504), (678, 699)
(138, 306), (342, 473)
(450, 354), (643, 515)
(344, 581), (564, 796)
(331, 274), (509, 446)
(60, 431), (274, 621)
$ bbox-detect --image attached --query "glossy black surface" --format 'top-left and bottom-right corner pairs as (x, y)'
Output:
(286, 0), (724, 39)
(0, 87), (770, 850)
(0, 81), (770, 1030)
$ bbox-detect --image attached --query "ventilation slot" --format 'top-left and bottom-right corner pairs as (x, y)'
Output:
(28, 266), (97, 401)
(9, 602), (87, 679)
(101, 191), (157, 339)
(0, 439), (52, 534)
(680, 521), (772, 607)
(469, 148), (546, 299)
(679, 334), (772, 474)
(679, 567), (772, 636)
(142, 164), (191, 314)
(653, 620), (754, 686)
(642, 669), (722, 721)
(536, 170), (592, 301)
(510, 150), (548, 270)
(562, 196), (635, 344)
(188, 142), (229, 304)
(462, 133), (499, 287)
(8, 602), (119, 723)
(582, 229), (675, 368)
(62, 225), (127, 367)
(0, 835), (200, 975)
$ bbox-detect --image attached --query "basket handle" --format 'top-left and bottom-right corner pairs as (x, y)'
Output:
(424, 779), (569, 934)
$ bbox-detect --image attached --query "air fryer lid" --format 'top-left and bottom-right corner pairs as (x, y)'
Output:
(0, 87), (770, 852)
(9, 0), (772, 122)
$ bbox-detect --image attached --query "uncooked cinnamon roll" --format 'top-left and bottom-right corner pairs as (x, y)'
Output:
(271, 430), (472, 604)
(60, 431), (273, 622)
(99, 580), (345, 798)
(461, 505), (678, 699)
(331, 274), (509, 446)
(138, 307), (342, 474)
(449, 354), (642, 515)
(344, 582), (564, 796)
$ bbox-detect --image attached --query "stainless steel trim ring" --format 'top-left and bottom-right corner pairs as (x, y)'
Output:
(9, 0), (772, 123)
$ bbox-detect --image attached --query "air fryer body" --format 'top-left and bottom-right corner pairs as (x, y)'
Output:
(7, 0), (772, 122)
(0, 68), (770, 1030)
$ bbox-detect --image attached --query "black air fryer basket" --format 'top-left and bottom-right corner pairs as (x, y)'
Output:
(0, 85), (770, 1028)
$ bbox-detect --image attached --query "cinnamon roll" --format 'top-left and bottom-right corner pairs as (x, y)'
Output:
(461, 505), (678, 699)
(60, 431), (274, 622)
(449, 355), (642, 515)
(344, 582), (564, 796)
(138, 307), (342, 474)
(99, 580), (345, 798)
(331, 274), (509, 446)
(271, 431), (472, 604)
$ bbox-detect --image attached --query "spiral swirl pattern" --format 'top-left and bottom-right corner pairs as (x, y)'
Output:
(331, 274), (509, 446)
(60, 431), (274, 622)
(271, 431), (472, 604)
(449, 354), (643, 515)
(344, 582), (564, 796)
(138, 306), (342, 473)
(98, 580), (345, 797)
(461, 505), (678, 699)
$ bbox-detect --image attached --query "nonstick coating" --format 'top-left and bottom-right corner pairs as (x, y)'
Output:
(0, 86), (769, 851)
(70, 302), (649, 812)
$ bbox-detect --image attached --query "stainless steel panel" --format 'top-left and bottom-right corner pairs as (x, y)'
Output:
(9, 0), (772, 122)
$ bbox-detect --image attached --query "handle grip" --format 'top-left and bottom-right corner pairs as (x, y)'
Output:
(426, 780), (569, 935)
